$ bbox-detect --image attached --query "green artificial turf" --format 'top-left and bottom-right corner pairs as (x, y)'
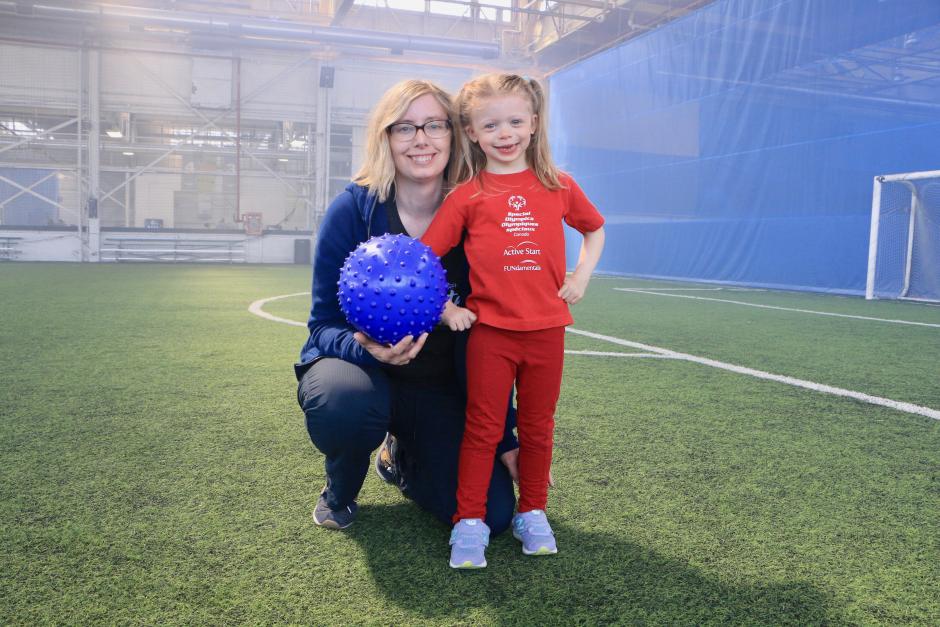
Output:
(1, 263), (938, 625)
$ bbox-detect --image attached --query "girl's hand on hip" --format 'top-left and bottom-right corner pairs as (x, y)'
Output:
(558, 272), (590, 304)
(354, 331), (428, 365)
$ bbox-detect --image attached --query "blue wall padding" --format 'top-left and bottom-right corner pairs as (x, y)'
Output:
(553, 0), (940, 294)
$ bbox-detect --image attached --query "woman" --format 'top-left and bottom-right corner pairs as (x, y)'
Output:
(295, 80), (519, 533)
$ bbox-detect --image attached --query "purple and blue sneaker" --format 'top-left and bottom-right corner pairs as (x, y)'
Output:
(512, 509), (557, 555)
(449, 518), (489, 569)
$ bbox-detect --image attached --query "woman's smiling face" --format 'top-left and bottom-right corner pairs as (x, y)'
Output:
(390, 93), (452, 186)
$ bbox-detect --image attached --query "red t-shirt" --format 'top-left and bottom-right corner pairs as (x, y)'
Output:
(422, 169), (604, 331)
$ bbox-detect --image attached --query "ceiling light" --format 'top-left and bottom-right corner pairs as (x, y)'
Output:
(107, 129), (124, 138)
(278, 158), (289, 162)
(123, 151), (135, 156)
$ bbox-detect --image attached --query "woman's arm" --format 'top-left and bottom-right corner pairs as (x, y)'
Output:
(308, 190), (432, 367)
(305, 191), (379, 366)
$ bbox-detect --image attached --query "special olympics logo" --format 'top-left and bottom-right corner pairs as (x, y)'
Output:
(508, 195), (527, 210)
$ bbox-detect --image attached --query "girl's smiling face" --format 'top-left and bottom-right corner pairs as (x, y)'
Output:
(465, 94), (537, 174)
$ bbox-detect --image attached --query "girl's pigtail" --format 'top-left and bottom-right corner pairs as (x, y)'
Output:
(522, 76), (563, 191)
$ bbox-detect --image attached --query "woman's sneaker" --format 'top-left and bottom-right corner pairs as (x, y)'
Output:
(374, 433), (401, 486)
(512, 510), (557, 555)
(449, 519), (489, 569)
(312, 492), (358, 530)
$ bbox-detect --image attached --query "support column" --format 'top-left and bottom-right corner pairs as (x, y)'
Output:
(87, 49), (101, 262)
(126, 113), (135, 227)
(305, 122), (314, 231)
(77, 48), (84, 258)
(313, 62), (331, 236)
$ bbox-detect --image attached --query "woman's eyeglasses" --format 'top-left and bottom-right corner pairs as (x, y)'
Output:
(387, 119), (452, 141)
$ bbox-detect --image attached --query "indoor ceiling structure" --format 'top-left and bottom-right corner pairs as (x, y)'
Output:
(0, 0), (714, 72)
(765, 23), (940, 111)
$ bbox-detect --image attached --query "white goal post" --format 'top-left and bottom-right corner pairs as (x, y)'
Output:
(866, 169), (940, 302)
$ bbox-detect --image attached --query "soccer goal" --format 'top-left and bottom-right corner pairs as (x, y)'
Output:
(866, 170), (940, 302)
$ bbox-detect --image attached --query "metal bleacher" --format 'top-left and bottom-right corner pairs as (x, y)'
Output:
(0, 235), (23, 260)
(100, 237), (245, 263)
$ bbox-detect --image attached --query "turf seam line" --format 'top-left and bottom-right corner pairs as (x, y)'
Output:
(566, 327), (940, 421)
(614, 288), (940, 328)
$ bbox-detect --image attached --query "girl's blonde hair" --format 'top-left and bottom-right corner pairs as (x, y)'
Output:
(353, 79), (460, 203)
(454, 73), (562, 190)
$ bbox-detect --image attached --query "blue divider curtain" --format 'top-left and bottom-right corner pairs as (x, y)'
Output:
(551, 0), (940, 294)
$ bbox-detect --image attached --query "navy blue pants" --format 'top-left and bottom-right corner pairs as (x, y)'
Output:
(297, 357), (516, 534)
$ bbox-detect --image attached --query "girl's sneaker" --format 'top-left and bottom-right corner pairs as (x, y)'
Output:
(449, 519), (489, 569)
(511, 509), (557, 555)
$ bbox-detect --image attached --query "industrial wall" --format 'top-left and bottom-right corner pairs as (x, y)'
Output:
(0, 39), (472, 239)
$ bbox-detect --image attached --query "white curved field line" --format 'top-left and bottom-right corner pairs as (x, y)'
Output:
(615, 288), (940, 328)
(249, 292), (940, 421)
(248, 292), (649, 360)
(567, 327), (940, 421)
(248, 292), (308, 328)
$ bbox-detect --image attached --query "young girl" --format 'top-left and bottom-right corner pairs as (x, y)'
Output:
(421, 73), (605, 568)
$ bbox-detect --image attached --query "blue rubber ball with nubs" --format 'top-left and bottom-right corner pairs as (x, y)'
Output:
(338, 233), (449, 345)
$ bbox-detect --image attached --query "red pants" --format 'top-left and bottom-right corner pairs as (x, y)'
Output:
(455, 324), (565, 521)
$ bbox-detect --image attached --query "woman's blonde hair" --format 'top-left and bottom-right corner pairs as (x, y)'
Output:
(454, 73), (562, 190)
(353, 79), (460, 202)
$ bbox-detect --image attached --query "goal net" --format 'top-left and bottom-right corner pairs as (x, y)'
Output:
(866, 170), (940, 302)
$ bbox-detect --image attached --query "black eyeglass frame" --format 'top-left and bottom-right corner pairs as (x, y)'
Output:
(386, 119), (453, 140)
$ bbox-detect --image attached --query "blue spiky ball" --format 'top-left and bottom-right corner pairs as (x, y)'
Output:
(338, 233), (449, 345)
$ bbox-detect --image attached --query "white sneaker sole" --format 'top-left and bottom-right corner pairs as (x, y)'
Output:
(449, 559), (487, 569)
(513, 530), (558, 555)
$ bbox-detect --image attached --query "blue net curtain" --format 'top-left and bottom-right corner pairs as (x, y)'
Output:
(551, 0), (940, 294)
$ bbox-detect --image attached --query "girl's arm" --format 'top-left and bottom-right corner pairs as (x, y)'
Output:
(422, 191), (478, 327)
(420, 191), (467, 259)
(440, 300), (477, 331)
(558, 226), (606, 304)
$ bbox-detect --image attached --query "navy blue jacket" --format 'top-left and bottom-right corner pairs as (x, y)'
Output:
(295, 182), (518, 454)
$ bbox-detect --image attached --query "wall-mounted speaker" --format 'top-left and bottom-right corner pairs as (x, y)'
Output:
(319, 66), (335, 89)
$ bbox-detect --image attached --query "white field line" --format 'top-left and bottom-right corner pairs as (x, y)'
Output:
(248, 292), (308, 328)
(567, 327), (940, 421)
(614, 288), (940, 328)
(565, 350), (672, 358)
(248, 292), (940, 421)
(247, 292), (663, 361)
(614, 287), (764, 292)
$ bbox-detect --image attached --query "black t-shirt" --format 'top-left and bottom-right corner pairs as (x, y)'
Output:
(384, 192), (470, 384)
